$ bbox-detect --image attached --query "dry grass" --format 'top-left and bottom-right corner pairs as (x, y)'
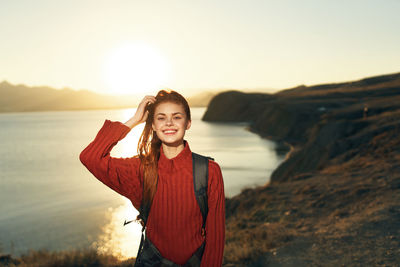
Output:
(0, 248), (135, 267)
(223, 221), (294, 264)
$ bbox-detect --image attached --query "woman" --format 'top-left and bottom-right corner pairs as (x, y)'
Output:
(79, 90), (225, 266)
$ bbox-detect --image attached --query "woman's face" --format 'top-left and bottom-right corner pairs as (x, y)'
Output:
(152, 101), (191, 146)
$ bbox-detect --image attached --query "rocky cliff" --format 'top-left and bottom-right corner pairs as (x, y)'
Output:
(204, 72), (400, 266)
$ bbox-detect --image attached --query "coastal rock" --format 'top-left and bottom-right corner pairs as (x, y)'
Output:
(204, 72), (400, 266)
(202, 90), (273, 122)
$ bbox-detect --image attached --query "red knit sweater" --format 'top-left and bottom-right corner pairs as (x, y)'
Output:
(79, 119), (225, 266)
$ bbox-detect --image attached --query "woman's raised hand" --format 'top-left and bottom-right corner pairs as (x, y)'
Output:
(124, 95), (156, 129)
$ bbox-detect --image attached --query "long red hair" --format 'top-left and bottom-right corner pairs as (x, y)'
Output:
(136, 89), (191, 219)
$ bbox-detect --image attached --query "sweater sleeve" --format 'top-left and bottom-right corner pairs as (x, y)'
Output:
(79, 119), (142, 210)
(201, 161), (226, 267)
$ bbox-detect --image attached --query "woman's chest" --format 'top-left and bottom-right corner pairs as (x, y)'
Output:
(149, 167), (200, 217)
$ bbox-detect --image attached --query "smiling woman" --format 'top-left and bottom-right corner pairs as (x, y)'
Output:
(79, 90), (225, 266)
(103, 42), (170, 95)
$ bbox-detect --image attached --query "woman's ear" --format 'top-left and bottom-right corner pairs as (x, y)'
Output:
(186, 119), (191, 130)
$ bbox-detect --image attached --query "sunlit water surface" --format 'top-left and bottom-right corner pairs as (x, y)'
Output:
(0, 108), (285, 259)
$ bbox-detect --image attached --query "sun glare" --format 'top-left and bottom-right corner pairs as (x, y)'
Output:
(104, 42), (170, 95)
(91, 200), (142, 260)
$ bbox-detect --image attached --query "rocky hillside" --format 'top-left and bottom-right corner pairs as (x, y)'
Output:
(203, 72), (400, 266)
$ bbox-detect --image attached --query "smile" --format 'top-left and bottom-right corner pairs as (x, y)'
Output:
(163, 129), (177, 135)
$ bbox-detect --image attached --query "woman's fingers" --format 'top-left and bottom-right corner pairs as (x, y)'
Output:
(142, 95), (156, 102)
(133, 95), (156, 123)
(139, 96), (156, 109)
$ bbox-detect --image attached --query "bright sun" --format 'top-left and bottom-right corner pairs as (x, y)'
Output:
(103, 42), (170, 95)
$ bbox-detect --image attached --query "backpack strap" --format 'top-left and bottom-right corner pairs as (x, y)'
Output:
(132, 152), (213, 266)
(192, 152), (213, 236)
(138, 177), (153, 227)
(133, 175), (156, 267)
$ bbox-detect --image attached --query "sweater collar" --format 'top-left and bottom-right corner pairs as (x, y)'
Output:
(158, 140), (192, 169)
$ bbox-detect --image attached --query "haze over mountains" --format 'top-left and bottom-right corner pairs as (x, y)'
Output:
(0, 81), (217, 112)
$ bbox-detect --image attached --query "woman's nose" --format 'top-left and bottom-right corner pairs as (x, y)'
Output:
(166, 118), (173, 126)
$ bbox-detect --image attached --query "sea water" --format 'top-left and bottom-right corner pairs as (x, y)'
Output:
(0, 107), (285, 258)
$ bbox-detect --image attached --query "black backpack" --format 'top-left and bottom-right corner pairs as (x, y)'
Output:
(125, 152), (213, 266)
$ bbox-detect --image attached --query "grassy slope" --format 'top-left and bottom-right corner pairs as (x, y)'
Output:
(0, 248), (135, 266)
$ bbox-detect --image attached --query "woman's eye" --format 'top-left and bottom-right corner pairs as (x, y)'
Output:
(157, 117), (165, 121)
(174, 116), (182, 120)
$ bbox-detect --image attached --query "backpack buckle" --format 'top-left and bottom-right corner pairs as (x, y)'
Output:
(201, 227), (206, 237)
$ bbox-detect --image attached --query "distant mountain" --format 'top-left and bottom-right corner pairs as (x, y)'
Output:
(186, 90), (217, 107)
(0, 81), (217, 113)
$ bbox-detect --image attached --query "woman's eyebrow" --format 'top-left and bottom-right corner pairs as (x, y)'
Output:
(155, 112), (184, 116)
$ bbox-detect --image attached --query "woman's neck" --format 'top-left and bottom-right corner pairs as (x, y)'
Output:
(161, 141), (185, 159)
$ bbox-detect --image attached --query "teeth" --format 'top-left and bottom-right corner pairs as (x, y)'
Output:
(164, 130), (176, 134)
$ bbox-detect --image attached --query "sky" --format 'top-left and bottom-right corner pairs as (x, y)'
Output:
(1, 0), (399, 96)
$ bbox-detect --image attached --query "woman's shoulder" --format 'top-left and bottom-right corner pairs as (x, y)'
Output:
(207, 159), (224, 198)
(190, 151), (222, 178)
(207, 158), (223, 178)
(207, 158), (219, 167)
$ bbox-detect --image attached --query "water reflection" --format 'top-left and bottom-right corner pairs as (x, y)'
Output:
(91, 199), (142, 260)
(92, 109), (144, 260)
